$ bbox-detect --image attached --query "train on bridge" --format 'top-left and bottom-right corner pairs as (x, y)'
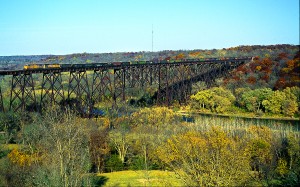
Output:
(23, 57), (254, 70)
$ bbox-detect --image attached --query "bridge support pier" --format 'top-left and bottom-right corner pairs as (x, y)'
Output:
(9, 74), (37, 112)
(144, 65), (154, 86)
(113, 69), (125, 104)
(157, 65), (170, 105)
(40, 72), (64, 108)
(131, 66), (139, 88)
(156, 64), (199, 106)
(67, 71), (91, 112)
(91, 69), (112, 103)
(177, 65), (192, 104)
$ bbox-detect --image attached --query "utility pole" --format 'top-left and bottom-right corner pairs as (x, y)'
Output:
(152, 24), (154, 52)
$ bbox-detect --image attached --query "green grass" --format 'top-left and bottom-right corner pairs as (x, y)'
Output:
(97, 170), (183, 187)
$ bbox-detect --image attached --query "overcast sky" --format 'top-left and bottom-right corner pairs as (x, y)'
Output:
(0, 0), (299, 55)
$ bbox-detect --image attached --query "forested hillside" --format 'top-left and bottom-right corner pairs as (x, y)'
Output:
(224, 49), (300, 90)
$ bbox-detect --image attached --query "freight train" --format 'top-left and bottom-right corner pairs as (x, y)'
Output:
(23, 62), (130, 70)
(23, 57), (253, 70)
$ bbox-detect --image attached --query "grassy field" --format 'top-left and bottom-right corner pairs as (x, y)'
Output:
(97, 170), (183, 187)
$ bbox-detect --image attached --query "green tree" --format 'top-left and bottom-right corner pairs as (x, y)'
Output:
(241, 88), (273, 113)
(105, 154), (124, 172)
(289, 86), (300, 107)
(0, 112), (21, 144)
(262, 88), (298, 116)
(262, 90), (286, 114)
(234, 87), (251, 107)
(109, 116), (132, 164)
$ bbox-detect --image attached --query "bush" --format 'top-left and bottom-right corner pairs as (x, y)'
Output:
(105, 154), (124, 172)
(0, 112), (21, 144)
(128, 156), (145, 170)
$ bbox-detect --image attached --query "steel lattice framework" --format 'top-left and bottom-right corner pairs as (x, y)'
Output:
(40, 72), (65, 107)
(0, 58), (251, 113)
(9, 73), (37, 112)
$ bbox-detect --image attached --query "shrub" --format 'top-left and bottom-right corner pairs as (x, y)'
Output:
(105, 154), (124, 172)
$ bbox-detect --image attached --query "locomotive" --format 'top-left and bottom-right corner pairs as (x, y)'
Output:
(23, 64), (61, 70)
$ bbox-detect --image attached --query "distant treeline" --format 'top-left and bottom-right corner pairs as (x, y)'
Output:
(0, 44), (299, 70)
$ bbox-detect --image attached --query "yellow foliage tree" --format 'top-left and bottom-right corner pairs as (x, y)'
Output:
(131, 107), (177, 131)
(8, 149), (38, 167)
(157, 127), (251, 186)
(129, 107), (180, 171)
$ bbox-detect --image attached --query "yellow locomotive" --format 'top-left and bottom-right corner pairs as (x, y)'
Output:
(23, 64), (61, 70)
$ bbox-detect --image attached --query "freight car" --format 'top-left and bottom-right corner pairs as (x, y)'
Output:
(129, 60), (152, 65)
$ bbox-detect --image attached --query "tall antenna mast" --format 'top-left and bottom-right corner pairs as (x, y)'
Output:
(152, 24), (154, 52)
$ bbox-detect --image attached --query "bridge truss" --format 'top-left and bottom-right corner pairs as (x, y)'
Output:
(0, 58), (251, 113)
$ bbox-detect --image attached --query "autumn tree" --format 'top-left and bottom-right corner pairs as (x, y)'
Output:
(174, 53), (185, 60)
(246, 125), (281, 185)
(275, 51), (300, 89)
(157, 127), (251, 186)
(281, 87), (298, 117)
(131, 107), (177, 132)
(130, 107), (179, 170)
(223, 54), (290, 89)
(89, 126), (110, 173)
(188, 51), (203, 59)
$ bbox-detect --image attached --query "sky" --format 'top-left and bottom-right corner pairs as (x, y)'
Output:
(0, 0), (299, 55)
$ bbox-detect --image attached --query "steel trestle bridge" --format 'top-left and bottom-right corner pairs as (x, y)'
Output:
(0, 57), (251, 113)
